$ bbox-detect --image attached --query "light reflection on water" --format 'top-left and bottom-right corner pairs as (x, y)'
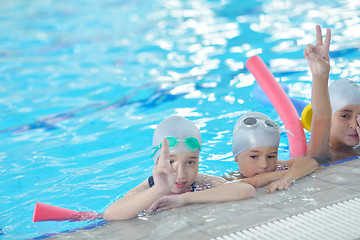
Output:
(0, 0), (359, 239)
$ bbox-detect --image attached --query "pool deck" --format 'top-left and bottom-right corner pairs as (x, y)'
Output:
(50, 157), (360, 240)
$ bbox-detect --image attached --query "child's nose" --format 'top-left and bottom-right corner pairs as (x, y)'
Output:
(350, 116), (359, 128)
(258, 158), (268, 169)
(176, 165), (187, 179)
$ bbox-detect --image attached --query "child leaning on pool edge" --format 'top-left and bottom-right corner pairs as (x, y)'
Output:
(304, 25), (360, 162)
(223, 112), (318, 192)
(103, 116), (255, 221)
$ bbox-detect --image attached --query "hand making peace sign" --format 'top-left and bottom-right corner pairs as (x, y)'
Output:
(303, 25), (331, 80)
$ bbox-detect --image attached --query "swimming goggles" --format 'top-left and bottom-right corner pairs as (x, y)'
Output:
(151, 136), (201, 157)
(239, 117), (280, 130)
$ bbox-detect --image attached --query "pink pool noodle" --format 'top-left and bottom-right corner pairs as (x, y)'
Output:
(32, 202), (102, 222)
(246, 55), (307, 157)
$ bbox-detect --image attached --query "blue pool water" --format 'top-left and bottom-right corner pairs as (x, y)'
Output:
(0, 0), (359, 239)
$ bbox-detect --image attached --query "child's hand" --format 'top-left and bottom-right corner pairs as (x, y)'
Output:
(303, 25), (331, 80)
(148, 194), (186, 212)
(240, 175), (266, 188)
(152, 138), (177, 195)
(265, 177), (291, 193)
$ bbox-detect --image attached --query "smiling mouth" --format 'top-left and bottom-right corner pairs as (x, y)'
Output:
(175, 182), (186, 187)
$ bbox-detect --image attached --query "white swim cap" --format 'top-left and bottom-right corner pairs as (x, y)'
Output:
(152, 116), (202, 163)
(329, 78), (360, 114)
(232, 112), (281, 158)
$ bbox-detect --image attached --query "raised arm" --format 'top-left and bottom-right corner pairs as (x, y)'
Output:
(266, 156), (319, 193)
(304, 25), (332, 157)
(103, 138), (176, 220)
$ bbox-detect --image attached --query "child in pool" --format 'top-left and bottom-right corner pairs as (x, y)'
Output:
(304, 25), (360, 161)
(103, 116), (255, 221)
(223, 112), (318, 192)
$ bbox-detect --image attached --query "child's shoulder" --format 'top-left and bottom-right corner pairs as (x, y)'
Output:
(193, 173), (225, 191)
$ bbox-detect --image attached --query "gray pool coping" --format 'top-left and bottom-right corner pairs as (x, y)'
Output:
(49, 157), (360, 240)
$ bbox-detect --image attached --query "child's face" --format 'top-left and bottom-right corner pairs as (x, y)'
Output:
(235, 146), (278, 177)
(169, 152), (199, 194)
(330, 105), (360, 147)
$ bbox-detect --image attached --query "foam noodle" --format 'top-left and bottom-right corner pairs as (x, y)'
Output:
(253, 83), (308, 116)
(32, 202), (102, 222)
(246, 55), (307, 157)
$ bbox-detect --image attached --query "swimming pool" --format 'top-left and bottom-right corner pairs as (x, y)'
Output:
(0, 0), (359, 239)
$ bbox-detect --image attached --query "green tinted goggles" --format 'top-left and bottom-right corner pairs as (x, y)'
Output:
(151, 136), (201, 158)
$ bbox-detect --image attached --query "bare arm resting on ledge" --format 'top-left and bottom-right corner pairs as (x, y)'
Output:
(103, 138), (255, 221)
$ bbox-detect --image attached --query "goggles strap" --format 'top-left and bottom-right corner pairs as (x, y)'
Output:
(281, 129), (294, 137)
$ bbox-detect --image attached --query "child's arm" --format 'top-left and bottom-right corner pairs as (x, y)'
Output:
(304, 25), (332, 157)
(103, 181), (165, 220)
(357, 115), (360, 146)
(103, 139), (176, 221)
(240, 170), (289, 188)
(266, 156), (319, 193)
(149, 181), (256, 212)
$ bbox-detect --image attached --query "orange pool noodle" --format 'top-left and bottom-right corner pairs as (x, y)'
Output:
(246, 55), (307, 157)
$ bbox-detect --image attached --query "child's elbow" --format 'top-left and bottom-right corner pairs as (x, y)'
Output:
(238, 183), (256, 198)
(246, 184), (256, 198)
(311, 158), (320, 169)
(306, 156), (320, 170)
(103, 209), (118, 221)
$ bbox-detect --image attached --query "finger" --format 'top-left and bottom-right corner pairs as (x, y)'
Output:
(155, 201), (165, 209)
(158, 138), (170, 164)
(148, 202), (158, 212)
(266, 186), (276, 193)
(305, 44), (314, 55)
(155, 166), (173, 176)
(303, 49), (309, 60)
(315, 25), (323, 46)
(154, 197), (168, 209)
(323, 28), (331, 50)
(309, 52), (323, 62)
(157, 205), (171, 212)
(265, 183), (277, 193)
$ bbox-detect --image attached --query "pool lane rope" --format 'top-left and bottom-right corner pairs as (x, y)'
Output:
(246, 55), (307, 157)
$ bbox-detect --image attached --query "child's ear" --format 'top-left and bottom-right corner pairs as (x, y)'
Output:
(234, 155), (238, 163)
